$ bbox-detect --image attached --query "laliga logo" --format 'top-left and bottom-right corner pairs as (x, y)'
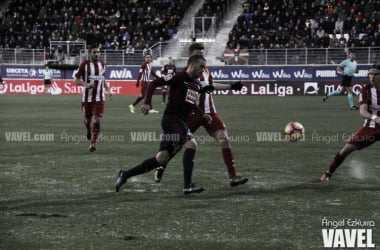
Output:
(0, 82), (8, 94)
(304, 82), (319, 95)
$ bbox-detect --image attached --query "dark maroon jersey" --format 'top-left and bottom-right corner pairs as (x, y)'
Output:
(161, 64), (176, 75)
(145, 72), (203, 120)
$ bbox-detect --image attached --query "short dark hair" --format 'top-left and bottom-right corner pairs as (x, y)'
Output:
(370, 63), (380, 71)
(187, 54), (206, 65)
(89, 43), (99, 51)
(189, 42), (205, 53)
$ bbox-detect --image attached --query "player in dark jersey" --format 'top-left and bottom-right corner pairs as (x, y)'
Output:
(115, 54), (212, 194)
(160, 56), (176, 104)
(155, 43), (248, 187)
(321, 63), (380, 181)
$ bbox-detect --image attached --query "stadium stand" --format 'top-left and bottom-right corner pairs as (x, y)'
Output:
(228, 0), (380, 50)
(0, 0), (379, 65)
(0, 0), (196, 52)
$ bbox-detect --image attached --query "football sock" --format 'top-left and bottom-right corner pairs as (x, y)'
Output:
(125, 157), (160, 178)
(222, 147), (237, 178)
(162, 92), (166, 103)
(84, 119), (91, 135)
(132, 96), (144, 106)
(183, 148), (196, 188)
(327, 90), (340, 97)
(328, 152), (346, 174)
(91, 120), (100, 145)
(347, 93), (354, 107)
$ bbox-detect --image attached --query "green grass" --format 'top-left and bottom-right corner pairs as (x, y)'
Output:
(0, 94), (379, 250)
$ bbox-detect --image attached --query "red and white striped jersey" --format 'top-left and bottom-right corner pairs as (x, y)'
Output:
(75, 60), (106, 103)
(360, 84), (380, 128)
(137, 62), (158, 83)
(197, 67), (216, 114)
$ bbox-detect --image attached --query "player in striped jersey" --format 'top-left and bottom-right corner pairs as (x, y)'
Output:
(74, 45), (112, 152)
(321, 63), (380, 181)
(129, 53), (160, 113)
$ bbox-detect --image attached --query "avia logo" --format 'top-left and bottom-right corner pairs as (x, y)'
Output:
(230, 70), (249, 79)
(251, 70), (270, 78)
(210, 70), (229, 79)
(293, 70), (313, 78)
(304, 82), (319, 95)
(109, 69), (132, 79)
(272, 70), (291, 78)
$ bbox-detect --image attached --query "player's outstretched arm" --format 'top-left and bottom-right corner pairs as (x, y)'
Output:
(213, 81), (243, 91)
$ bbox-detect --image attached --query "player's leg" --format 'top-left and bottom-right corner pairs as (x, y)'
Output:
(130, 82), (147, 113)
(320, 143), (357, 181)
(206, 113), (248, 186)
(89, 101), (104, 152)
(346, 86), (358, 110)
(321, 127), (379, 181)
(182, 138), (204, 194)
(82, 102), (92, 141)
(323, 85), (342, 102)
(162, 88), (167, 104)
(154, 113), (202, 182)
(116, 115), (189, 192)
(115, 150), (169, 192)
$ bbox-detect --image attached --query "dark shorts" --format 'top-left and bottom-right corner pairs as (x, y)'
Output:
(140, 81), (148, 96)
(187, 112), (226, 135)
(347, 126), (380, 149)
(44, 79), (51, 86)
(159, 114), (193, 155)
(341, 75), (353, 87)
(81, 101), (105, 119)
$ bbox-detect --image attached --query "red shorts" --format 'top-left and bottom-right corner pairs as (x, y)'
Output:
(187, 112), (226, 135)
(347, 126), (380, 149)
(82, 101), (105, 118)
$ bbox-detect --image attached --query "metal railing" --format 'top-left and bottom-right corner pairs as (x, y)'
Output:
(1, 45), (379, 66)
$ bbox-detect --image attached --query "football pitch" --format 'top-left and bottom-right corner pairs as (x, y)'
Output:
(0, 94), (379, 250)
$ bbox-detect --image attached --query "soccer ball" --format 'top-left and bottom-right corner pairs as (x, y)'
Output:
(284, 121), (305, 142)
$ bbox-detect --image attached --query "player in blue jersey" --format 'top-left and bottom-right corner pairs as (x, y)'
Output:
(115, 54), (212, 195)
(323, 49), (359, 110)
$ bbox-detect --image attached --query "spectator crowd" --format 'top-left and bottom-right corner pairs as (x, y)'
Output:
(228, 0), (380, 50)
(0, 0), (195, 51)
(0, 0), (379, 54)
